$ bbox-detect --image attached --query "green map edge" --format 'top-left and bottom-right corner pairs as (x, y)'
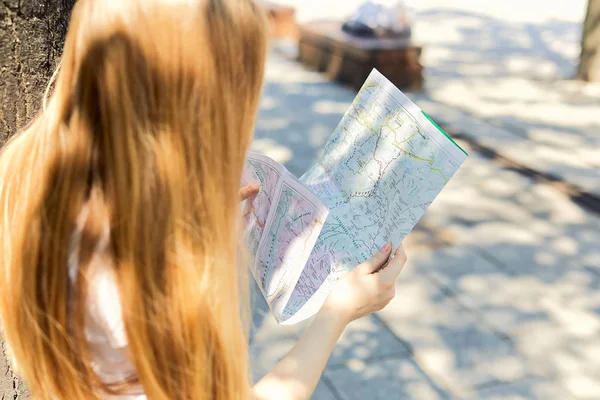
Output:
(420, 111), (468, 156)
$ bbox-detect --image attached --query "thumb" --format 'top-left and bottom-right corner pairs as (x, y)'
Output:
(239, 184), (260, 201)
(358, 243), (392, 274)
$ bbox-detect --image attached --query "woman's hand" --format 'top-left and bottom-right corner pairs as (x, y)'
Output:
(253, 243), (407, 400)
(322, 243), (407, 325)
(239, 183), (259, 201)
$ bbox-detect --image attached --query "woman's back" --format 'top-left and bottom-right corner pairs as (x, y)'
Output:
(0, 0), (267, 398)
(0, 1), (410, 399)
(69, 206), (141, 398)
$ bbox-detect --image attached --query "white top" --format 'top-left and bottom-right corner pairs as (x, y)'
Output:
(68, 206), (145, 399)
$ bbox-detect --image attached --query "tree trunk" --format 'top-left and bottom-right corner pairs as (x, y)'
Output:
(577, 0), (600, 81)
(0, 1), (75, 397)
(0, 0), (75, 143)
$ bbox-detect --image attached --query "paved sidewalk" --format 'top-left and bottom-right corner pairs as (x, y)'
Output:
(249, 52), (600, 399)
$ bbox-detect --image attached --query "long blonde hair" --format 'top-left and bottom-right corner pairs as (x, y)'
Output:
(0, 0), (267, 398)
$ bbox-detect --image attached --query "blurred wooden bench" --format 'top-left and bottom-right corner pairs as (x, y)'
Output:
(261, 1), (297, 39)
(298, 22), (423, 91)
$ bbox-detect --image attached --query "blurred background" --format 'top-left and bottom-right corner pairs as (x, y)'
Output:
(1, 0), (599, 399)
(249, 1), (600, 399)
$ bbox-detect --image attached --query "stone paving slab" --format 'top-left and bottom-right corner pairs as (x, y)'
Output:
(324, 357), (453, 400)
(422, 143), (600, 331)
(405, 245), (562, 338)
(515, 326), (600, 399)
(469, 379), (576, 400)
(376, 269), (537, 393)
(326, 315), (411, 368)
(399, 245), (600, 400)
(385, 239), (600, 399)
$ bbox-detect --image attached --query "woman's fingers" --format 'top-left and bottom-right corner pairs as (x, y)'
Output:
(325, 243), (406, 323)
(239, 184), (260, 201)
(358, 243), (392, 274)
(379, 244), (407, 283)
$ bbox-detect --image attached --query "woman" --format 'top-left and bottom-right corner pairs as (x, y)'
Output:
(0, 0), (407, 399)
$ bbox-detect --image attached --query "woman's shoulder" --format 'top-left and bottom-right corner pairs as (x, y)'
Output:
(70, 207), (142, 393)
(84, 254), (129, 350)
(71, 204), (129, 349)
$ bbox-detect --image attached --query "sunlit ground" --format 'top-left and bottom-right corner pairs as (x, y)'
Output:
(248, 28), (600, 400)
(249, 2), (599, 398)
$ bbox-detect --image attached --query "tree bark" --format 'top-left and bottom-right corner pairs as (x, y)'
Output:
(577, 0), (600, 81)
(0, 0), (75, 143)
(0, 1), (75, 397)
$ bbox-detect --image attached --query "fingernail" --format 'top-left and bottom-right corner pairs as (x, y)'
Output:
(380, 243), (391, 252)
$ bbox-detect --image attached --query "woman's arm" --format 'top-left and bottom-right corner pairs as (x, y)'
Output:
(252, 305), (345, 400)
(252, 244), (407, 400)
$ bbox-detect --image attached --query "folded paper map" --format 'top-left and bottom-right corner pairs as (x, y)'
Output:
(242, 69), (468, 325)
